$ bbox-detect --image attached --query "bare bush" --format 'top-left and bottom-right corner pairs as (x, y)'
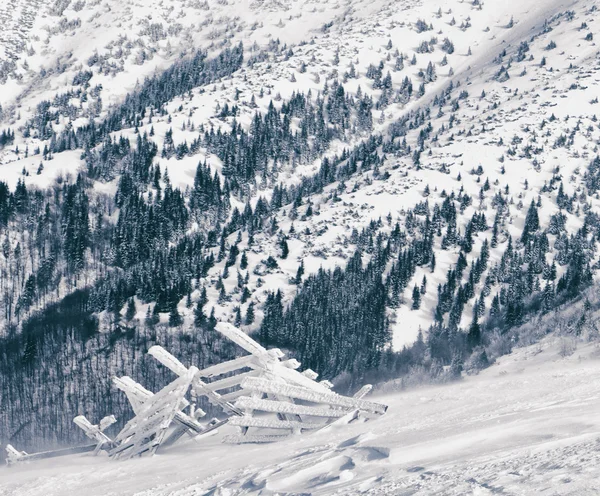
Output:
(558, 336), (577, 358)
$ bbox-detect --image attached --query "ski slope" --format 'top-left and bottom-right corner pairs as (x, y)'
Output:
(2, 335), (600, 495)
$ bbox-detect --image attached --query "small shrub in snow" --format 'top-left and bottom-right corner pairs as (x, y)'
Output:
(415, 19), (432, 33)
(441, 37), (454, 54)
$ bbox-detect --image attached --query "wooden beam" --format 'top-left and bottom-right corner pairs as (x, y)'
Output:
(218, 389), (248, 403)
(6, 444), (98, 465)
(269, 363), (332, 395)
(113, 376), (204, 432)
(353, 384), (373, 400)
(192, 381), (244, 416)
(235, 397), (349, 418)
(229, 416), (322, 431)
(110, 367), (198, 460)
(205, 370), (260, 392)
(318, 409), (360, 432)
(242, 377), (387, 415)
(222, 434), (290, 444)
(197, 355), (257, 378)
(215, 322), (270, 358)
(148, 345), (189, 376)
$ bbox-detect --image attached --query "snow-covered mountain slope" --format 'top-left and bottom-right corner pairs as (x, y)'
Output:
(0, 0), (380, 137)
(3, 0), (600, 468)
(141, 0), (600, 348)
(2, 332), (600, 495)
(0, 0), (593, 344)
(0, 0), (349, 101)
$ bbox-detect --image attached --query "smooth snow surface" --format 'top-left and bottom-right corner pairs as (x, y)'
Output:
(2, 337), (600, 495)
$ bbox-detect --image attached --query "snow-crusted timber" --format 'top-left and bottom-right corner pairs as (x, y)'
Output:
(4, 443), (101, 466)
(4, 415), (117, 465)
(147, 323), (387, 445)
(73, 415), (117, 454)
(110, 367), (199, 460)
(4, 323), (386, 464)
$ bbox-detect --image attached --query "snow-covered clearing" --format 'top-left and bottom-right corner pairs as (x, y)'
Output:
(2, 336), (600, 495)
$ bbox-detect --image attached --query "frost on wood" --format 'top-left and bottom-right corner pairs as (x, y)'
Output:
(221, 434), (292, 444)
(4, 444), (98, 465)
(6, 323), (385, 464)
(113, 375), (206, 433)
(235, 396), (349, 418)
(148, 345), (189, 376)
(110, 367), (198, 460)
(353, 384), (373, 400)
(5, 445), (27, 466)
(229, 415), (322, 431)
(241, 377), (388, 414)
(73, 415), (116, 454)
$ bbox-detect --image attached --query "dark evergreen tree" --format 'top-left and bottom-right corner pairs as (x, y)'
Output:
(245, 301), (255, 325)
(412, 284), (421, 310)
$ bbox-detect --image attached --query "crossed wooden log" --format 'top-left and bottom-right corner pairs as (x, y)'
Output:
(5, 322), (387, 464)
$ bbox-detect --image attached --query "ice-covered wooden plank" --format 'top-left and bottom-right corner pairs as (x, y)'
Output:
(257, 372), (303, 422)
(197, 355), (258, 378)
(160, 425), (189, 448)
(110, 367), (198, 460)
(147, 344), (244, 416)
(73, 415), (115, 440)
(222, 434), (290, 444)
(193, 380), (244, 416)
(150, 344), (253, 400)
(173, 408), (206, 432)
(113, 375), (205, 433)
(353, 384), (373, 400)
(148, 345), (189, 376)
(5, 444), (27, 465)
(6, 444), (97, 465)
(269, 363), (332, 395)
(229, 416), (323, 431)
(99, 415), (117, 432)
(210, 323), (330, 394)
(113, 376), (156, 414)
(198, 418), (230, 436)
(206, 369), (260, 392)
(268, 348), (286, 360)
(218, 388), (248, 403)
(282, 358), (302, 370)
(319, 409), (360, 433)
(235, 396), (348, 418)
(241, 377), (387, 414)
(302, 369), (319, 380)
(265, 392), (301, 423)
(215, 322), (270, 358)
(165, 415), (230, 448)
(73, 415), (115, 453)
(115, 375), (202, 417)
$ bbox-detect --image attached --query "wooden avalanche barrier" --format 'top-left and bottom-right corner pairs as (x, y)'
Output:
(5, 322), (387, 464)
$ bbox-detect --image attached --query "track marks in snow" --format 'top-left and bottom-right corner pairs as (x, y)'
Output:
(199, 432), (390, 495)
(362, 436), (600, 496)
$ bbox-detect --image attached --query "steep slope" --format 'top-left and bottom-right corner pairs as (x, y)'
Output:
(1, 0), (600, 461)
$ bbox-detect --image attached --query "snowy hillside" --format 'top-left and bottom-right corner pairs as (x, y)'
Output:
(3, 329), (600, 495)
(2, 0), (600, 476)
(0, 0), (594, 345)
